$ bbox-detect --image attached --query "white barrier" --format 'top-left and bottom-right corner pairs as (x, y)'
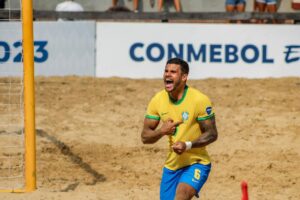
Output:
(96, 22), (300, 79)
(2, 21), (299, 78)
(0, 21), (96, 77)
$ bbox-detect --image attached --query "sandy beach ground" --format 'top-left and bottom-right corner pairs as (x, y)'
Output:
(0, 77), (299, 200)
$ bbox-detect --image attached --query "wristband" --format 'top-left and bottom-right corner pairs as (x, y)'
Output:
(185, 141), (192, 150)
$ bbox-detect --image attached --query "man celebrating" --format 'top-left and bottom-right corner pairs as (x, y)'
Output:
(141, 58), (218, 200)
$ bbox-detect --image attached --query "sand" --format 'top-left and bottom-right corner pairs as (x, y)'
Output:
(0, 76), (299, 200)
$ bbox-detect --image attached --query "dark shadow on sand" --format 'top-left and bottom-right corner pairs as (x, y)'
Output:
(36, 129), (106, 191)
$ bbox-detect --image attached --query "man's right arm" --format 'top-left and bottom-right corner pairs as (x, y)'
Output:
(141, 118), (183, 144)
(141, 118), (162, 144)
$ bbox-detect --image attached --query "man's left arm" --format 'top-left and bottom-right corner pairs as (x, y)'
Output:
(172, 116), (218, 154)
(192, 116), (218, 147)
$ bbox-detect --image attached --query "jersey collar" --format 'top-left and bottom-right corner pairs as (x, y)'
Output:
(169, 85), (188, 105)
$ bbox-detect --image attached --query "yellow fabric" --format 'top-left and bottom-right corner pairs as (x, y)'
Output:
(145, 86), (214, 170)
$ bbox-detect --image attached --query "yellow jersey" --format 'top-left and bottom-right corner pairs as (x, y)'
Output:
(145, 86), (215, 170)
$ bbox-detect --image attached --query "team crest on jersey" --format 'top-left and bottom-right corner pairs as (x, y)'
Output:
(182, 111), (189, 121)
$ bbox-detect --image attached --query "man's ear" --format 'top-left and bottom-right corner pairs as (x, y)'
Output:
(182, 73), (188, 81)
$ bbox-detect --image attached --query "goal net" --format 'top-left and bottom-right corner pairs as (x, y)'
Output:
(0, 0), (36, 192)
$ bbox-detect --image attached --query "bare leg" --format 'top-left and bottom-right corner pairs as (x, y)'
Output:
(112, 0), (118, 7)
(266, 4), (277, 12)
(266, 4), (277, 23)
(173, 0), (181, 12)
(158, 0), (163, 12)
(256, 2), (266, 23)
(133, 0), (139, 12)
(226, 5), (235, 12)
(236, 4), (245, 12)
(175, 183), (196, 200)
(226, 5), (235, 23)
(236, 3), (245, 23)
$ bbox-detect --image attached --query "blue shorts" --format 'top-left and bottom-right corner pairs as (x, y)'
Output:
(225, 0), (246, 6)
(160, 163), (211, 200)
(256, 0), (277, 5)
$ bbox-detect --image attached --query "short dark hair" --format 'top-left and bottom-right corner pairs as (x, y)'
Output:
(166, 58), (189, 75)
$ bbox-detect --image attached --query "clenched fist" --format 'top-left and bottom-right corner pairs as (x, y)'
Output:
(172, 141), (186, 154)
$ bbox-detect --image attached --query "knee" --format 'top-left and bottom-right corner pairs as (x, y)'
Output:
(175, 184), (196, 200)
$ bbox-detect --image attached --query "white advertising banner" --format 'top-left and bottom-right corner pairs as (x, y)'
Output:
(0, 21), (95, 77)
(96, 22), (300, 79)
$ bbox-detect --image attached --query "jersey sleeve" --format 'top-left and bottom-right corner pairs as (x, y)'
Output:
(196, 95), (215, 121)
(145, 95), (160, 120)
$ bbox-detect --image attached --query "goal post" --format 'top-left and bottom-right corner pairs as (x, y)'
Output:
(22, 0), (36, 192)
(0, 0), (36, 192)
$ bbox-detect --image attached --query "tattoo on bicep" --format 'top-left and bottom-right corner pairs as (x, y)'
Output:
(199, 116), (216, 133)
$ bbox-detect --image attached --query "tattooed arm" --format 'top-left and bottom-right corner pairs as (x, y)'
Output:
(192, 116), (218, 148)
(172, 116), (218, 154)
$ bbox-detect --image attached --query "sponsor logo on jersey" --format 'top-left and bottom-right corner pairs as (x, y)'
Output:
(161, 112), (168, 116)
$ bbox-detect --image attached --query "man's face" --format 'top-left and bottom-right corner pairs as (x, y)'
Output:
(163, 63), (186, 92)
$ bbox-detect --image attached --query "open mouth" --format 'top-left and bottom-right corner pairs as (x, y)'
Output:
(164, 79), (174, 90)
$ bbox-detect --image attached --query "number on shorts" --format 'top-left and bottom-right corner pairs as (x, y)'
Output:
(194, 169), (201, 180)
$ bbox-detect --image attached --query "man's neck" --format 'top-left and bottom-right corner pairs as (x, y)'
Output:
(169, 85), (186, 101)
